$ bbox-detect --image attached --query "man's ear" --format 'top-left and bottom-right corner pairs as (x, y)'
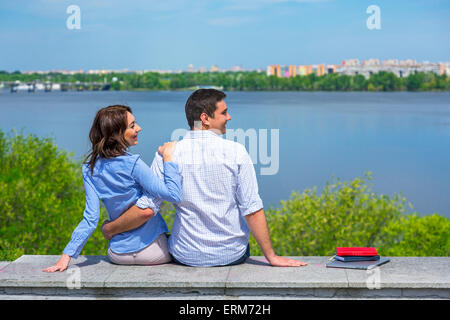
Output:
(199, 113), (209, 128)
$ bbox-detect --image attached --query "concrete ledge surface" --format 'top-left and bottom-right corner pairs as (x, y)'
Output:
(0, 255), (449, 299)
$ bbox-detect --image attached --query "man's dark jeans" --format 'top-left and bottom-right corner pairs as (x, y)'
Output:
(170, 244), (251, 267)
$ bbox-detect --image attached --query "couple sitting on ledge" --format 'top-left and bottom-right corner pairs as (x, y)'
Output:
(44, 89), (307, 272)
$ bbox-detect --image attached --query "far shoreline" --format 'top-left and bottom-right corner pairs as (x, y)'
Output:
(2, 88), (450, 93)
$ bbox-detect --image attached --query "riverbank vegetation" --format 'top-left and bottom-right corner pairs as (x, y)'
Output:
(1, 70), (449, 92)
(0, 131), (448, 261)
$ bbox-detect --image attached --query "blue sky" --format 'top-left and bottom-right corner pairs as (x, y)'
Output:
(0, 0), (449, 71)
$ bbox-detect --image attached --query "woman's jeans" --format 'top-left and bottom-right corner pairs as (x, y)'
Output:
(107, 233), (172, 265)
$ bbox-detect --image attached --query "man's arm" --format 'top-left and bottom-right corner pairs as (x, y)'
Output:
(234, 144), (307, 267)
(244, 210), (307, 267)
(101, 205), (154, 240)
(102, 148), (169, 240)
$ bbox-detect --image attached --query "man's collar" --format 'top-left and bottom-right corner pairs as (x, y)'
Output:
(184, 129), (223, 139)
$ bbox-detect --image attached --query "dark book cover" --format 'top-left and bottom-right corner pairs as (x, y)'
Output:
(334, 255), (380, 262)
(326, 257), (390, 270)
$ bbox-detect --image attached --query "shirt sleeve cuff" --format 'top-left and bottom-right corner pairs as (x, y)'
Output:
(136, 195), (161, 212)
(239, 199), (264, 216)
(62, 230), (90, 259)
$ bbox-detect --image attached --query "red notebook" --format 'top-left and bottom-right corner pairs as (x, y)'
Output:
(336, 247), (377, 256)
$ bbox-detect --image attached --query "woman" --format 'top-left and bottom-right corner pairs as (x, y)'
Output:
(43, 105), (181, 272)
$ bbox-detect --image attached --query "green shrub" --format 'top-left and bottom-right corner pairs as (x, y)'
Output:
(159, 202), (176, 231)
(379, 214), (450, 256)
(0, 130), (108, 261)
(248, 173), (449, 257)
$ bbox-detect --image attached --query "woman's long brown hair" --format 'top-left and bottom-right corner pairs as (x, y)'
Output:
(85, 105), (132, 175)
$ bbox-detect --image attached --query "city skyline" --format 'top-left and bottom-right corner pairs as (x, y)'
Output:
(11, 57), (449, 76)
(1, 0), (449, 71)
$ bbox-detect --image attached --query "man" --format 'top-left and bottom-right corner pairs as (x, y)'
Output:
(102, 89), (307, 267)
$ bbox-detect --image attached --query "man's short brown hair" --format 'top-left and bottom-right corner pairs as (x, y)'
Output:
(185, 89), (226, 129)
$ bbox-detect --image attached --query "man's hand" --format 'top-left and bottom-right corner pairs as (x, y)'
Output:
(245, 209), (307, 268)
(101, 220), (113, 240)
(266, 255), (307, 267)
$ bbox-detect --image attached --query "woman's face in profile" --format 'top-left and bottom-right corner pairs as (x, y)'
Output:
(123, 111), (141, 146)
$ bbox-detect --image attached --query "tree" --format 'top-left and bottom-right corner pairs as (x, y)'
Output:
(351, 74), (368, 90)
(406, 71), (425, 91)
(0, 130), (108, 261)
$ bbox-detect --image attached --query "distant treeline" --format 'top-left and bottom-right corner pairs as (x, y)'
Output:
(1, 70), (449, 92)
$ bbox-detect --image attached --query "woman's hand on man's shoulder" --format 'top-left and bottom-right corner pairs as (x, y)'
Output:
(158, 141), (178, 162)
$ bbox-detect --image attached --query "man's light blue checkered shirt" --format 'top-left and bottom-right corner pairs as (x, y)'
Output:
(137, 129), (263, 267)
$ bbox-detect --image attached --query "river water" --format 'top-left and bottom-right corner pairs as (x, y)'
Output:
(1, 90), (449, 217)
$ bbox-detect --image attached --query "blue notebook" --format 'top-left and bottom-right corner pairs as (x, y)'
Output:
(326, 257), (390, 270)
(334, 255), (380, 262)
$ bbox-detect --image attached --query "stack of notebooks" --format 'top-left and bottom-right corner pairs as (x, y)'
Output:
(326, 247), (390, 270)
